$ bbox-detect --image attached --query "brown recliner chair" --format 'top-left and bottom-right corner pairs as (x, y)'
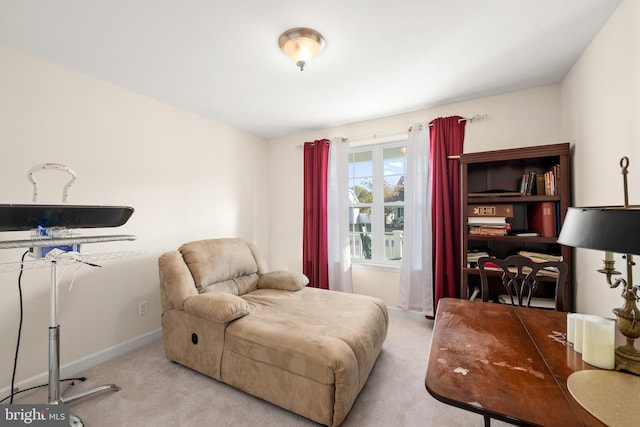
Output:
(159, 238), (388, 426)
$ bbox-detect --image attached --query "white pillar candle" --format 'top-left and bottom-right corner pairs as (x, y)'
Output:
(566, 313), (575, 343)
(573, 314), (584, 353)
(581, 315), (616, 370)
(604, 251), (614, 262)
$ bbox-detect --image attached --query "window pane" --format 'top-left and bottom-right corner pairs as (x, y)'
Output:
(384, 206), (404, 230)
(349, 150), (373, 203)
(384, 229), (403, 261)
(349, 207), (372, 260)
(384, 206), (403, 261)
(384, 175), (404, 202)
(383, 147), (405, 202)
(349, 151), (372, 177)
(350, 178), (373, 203)
(383, 147), (406, 172)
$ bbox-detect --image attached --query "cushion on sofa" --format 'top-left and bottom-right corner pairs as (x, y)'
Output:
(201, 273), (260, 296)
(258, 270), (309, 291)
(180, 238), (259, 294)
(184, 292), (250, 323)
(223, 287), (388, 426)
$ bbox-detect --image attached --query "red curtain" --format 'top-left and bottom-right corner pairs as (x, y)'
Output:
(430, 117), (465, 311)
(303, 139), (330, 289)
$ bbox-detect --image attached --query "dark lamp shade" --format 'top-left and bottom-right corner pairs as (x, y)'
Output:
(557, 207), (640, 255)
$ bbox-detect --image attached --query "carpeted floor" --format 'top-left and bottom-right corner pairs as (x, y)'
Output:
(13, 308), (507, 426)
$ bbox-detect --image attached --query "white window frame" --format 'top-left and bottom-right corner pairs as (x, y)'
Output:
(349, 139), (407, 266)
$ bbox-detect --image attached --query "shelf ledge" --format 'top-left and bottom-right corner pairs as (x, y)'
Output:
(0, 234), (136, 249)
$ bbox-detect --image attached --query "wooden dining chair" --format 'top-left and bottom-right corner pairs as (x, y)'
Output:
(477, 254), (569, 312)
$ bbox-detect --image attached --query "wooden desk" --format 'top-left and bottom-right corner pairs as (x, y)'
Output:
(425, 298), (605, 426)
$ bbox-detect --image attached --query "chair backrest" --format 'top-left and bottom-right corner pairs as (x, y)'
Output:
(178, 238), (269, 295)
(477, 255), (569, 311)
(159, 238), (269, 313)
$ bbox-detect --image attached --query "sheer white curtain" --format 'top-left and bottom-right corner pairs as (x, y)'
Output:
(327, 137), (353, 293)
(398, 124), (433, 315)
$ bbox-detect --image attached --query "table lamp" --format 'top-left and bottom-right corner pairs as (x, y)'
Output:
(557, 157), (640, 375)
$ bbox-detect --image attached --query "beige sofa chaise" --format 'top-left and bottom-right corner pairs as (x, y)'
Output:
(158, 238), (389, 426)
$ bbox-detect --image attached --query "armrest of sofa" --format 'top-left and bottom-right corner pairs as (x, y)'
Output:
(183, 292), (250, 323)
(258, 270), (309, 291)
(159, 250), (199, 312)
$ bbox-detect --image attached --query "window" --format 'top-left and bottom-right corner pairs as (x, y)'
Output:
(348, 140), (406, 264)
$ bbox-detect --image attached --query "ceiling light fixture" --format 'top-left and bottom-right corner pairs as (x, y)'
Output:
(278, 27), (326, 71)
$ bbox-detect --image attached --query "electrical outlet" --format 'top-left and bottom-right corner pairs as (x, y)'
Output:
(138, 300), (149, 316)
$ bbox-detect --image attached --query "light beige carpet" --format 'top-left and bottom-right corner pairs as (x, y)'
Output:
(13, 309), (507, 426)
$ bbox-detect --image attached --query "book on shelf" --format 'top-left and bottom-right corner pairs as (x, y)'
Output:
(520, 171), (538, 196)
(532, 267), (560, 277)
(479, 260), (502, 270)
(468, 224), (511, 236)
(542, 164), (560, 196)
(468, 215), (510, 236)
(517, 250), (563, 262)
(544, 171), (554, 196)
(467, 216), (508, 225)
(467, 250), (490, 266)
(515, 264), (560, 277)
(536, 175), (546, 196)
(555, 202), (561, 236)
(508, 230), (540, 237)
(527, 202), (556, 237)
(467, 250), (490, 259)
(467, 204), (514, 217)
(467, 190), (523, 197)
(526, 171), (537, 195)
(551, 164), (560, 195)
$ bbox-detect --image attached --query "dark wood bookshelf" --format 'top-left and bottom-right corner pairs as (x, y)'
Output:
(467, 195), (561, 204)
(468, 235), (560, 244)
(460, 142), (572, 311)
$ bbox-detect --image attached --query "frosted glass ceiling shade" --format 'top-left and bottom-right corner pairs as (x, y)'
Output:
(278, 27), (326, 71)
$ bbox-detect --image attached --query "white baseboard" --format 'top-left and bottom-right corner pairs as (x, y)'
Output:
(1, 328), (162, 399)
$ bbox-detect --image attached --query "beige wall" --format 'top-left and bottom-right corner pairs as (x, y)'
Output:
(267, 85), (563, 305)
(561, 0), (640, 317)
(0, 45), (269, 393)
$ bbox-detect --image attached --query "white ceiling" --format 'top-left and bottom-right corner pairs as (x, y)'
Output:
(0, 0), (622, 139)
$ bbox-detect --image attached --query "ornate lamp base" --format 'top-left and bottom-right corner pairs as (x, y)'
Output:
(612, 278), (640, 375)
(615, 344), (640, 375)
